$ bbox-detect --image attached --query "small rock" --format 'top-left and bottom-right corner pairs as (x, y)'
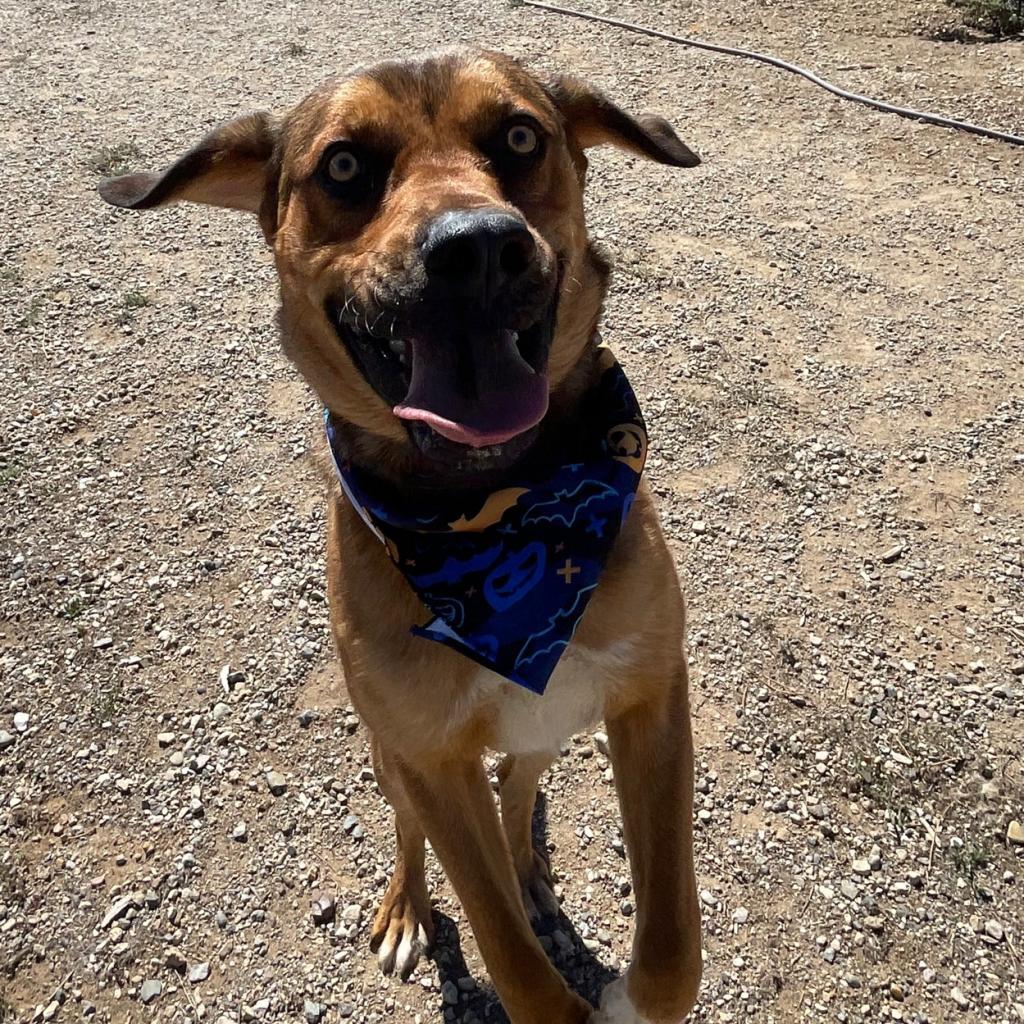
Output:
(232, 822), (248, 842)
(266, 770), (286, 796)
(442, 980), (459, 1005)
(100, 895), (135, 929)
(852, 859), (871, 876)
(951, 987), (970, 1010)
(157, 732), (175, 747)
(298, 709), (318, 728)
(732, 906), (749, 925)
(304, 1002), (325, 1024)
(881, 544), (904, 564)
(311, 893), (335, 926)
(593, 731), (610, 756)
(0, 730), (14, 751)
(139, 980), (162, 1005)
(165, 947), (187, 971)
(188, 962), (210, 984)
(984, 919), (1004, 942)
(1008, 820), (1024, 846)
(13, 712), (29, 733)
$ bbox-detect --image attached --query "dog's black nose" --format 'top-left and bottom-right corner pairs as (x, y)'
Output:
(422, 209), (536, 304)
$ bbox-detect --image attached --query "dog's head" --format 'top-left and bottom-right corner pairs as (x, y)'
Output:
(100, 52), (698, 480)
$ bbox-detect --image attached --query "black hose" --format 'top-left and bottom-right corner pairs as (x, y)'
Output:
(520, 0), (1024, 148)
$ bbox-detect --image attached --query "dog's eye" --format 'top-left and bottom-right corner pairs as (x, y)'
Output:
(327, 148), (361, 184)
(506, 124), (539, 156)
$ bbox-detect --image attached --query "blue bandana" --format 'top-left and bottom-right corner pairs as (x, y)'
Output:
(326, 347), (647, 694)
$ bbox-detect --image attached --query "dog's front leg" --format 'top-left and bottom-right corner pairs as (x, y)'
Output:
(390, 751), (593, 1024)
(594, 668), (702, 1024)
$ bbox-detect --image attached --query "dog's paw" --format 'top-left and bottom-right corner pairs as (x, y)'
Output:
(519, 849), (560, 923)
(589, 978), (653, 1024)
(370, 886), (434, 980)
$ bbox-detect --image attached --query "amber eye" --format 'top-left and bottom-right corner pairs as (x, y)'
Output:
(327, 148), (360, 183)
(506, 123), (539, 156)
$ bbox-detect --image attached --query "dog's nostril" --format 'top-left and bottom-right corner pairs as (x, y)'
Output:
(499, 231), (535, 280)
(435, 237), (480, 279)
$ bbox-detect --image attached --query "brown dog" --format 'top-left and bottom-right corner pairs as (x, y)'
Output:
(100, 51), (702, 1024)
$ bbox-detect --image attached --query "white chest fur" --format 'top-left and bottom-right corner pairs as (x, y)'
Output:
(468, 638), (637, 755)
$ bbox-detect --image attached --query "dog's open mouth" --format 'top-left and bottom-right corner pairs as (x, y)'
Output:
(327, 295), (557, 453)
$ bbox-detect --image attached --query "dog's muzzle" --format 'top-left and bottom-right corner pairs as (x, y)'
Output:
(329, 206), (559, 457)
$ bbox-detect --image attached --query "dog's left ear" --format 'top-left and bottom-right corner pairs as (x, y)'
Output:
(98, 112), (278, 225)
(547, 75), (700, 168)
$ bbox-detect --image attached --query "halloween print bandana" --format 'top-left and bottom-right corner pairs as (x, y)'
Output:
(326, 347), (647, 694)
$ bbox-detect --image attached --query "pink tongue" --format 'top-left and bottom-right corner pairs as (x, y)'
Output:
(394, 330), (549, 448)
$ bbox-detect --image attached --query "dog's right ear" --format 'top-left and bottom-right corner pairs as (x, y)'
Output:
(98, 112), (279, 236)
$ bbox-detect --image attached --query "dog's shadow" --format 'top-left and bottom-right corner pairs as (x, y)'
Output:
(427, 791), (619, 1022)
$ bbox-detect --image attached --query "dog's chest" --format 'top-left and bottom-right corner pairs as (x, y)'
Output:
(466, 638), (636, 755)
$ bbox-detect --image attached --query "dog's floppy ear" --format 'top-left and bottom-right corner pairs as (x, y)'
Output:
(547, 75), (700, 168)
(98, 112), (277, 216)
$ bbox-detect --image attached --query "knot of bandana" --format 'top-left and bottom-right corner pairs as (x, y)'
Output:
(326, 348), (647, 694)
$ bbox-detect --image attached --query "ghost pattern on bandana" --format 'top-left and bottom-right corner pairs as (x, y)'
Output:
(326, 348), (647, 694)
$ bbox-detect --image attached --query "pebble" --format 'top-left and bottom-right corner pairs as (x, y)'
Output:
(164, 947), (187, 971)
(852, 858), (871, 876)
(232, 821), (248, 842)
(139, 980), (162, 1005)
(100, 894), (135, 929)
(951, 987), (970, 1010)
(1008, 820), (1024, 845)
(311, 893), (336, 925)
(188, 962), (210, 984)
(304, 1001), (325, 1023)
(0, 730), (14, 751)
(442, 980), (459, 1005)
(266, 770), (287, 795)
(881, 544), (904, 564)
(13, 711), (29, 732)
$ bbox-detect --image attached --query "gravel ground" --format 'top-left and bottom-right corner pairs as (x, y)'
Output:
(2, 0), (1023, 1022)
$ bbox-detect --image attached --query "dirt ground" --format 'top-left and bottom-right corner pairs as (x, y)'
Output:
(2, 0), (1023, 1021)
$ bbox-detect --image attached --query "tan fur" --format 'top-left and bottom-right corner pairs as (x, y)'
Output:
(100, 51), (702, 1024)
